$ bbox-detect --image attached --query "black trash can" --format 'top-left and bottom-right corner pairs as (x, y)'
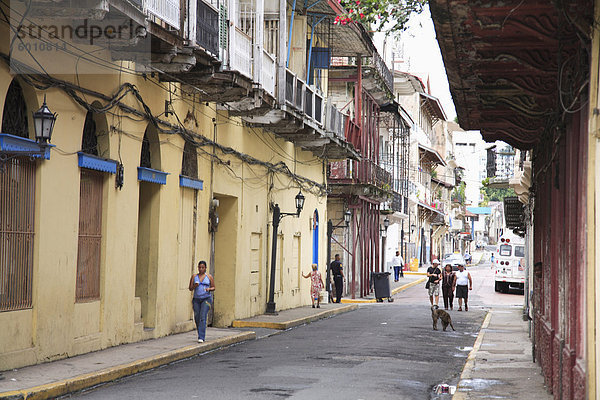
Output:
(372, 272), (392, 302)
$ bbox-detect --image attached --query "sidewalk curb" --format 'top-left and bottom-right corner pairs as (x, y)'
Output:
(341, 277), (427, 303)
(231, 304), (358, 330)
(453, 310), (492, 400)
(0, 331), (256, 400)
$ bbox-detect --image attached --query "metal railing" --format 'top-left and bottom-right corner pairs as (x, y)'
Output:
(231, 28), (253, 78)
(197, 0), (219, 55)
(284, 69), (323, 125)
(145, 0), (180, 29)
(368, 50), (393, 94)
(328, 159), (392, 190)
(324, 99), (345, 139)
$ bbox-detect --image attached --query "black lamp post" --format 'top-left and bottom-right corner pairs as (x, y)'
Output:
(326, 210), (351, 301)
(266, 190), (305, 315)
(33, 95), (57, 144)
(380, 216), (390, 272)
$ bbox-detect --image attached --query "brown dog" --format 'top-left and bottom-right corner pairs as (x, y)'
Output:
(431, 305), (455, 331)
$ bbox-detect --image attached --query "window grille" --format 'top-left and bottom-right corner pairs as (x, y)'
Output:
(75, 169), (103, 301)
(2, 80), (29, 139)
(81, 111), (99, 156)
(140, 131), (152, 168)
(0, 158), (36, 312)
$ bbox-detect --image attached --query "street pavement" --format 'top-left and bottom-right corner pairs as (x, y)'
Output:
(0, 251), (550, 399)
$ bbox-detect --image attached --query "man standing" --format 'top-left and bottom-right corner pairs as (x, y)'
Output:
(330, 254), (345, 303)
(455, 264), (473, 311)
(391, 250), (405, 281)
(427, 259), (442, 306)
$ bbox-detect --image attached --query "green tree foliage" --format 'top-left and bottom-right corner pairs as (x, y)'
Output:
(334, 0), (427, 33)
(479, 178), (516, 206)
(452, 181), (466, 205)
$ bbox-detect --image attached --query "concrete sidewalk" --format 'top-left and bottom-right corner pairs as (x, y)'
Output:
(0, 304), (358, 400)
(453, 307), (551, 399)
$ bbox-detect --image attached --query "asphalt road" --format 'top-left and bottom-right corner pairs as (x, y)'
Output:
(72, 255), (523, 400)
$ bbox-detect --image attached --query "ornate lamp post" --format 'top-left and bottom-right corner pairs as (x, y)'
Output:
(266, 190), (305, 314)
(326, 210), (351, 301)
(380, 217), (390, 272)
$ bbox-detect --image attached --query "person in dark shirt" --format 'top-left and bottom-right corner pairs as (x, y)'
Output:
(330, 254), (345, 303)
(427, 259), (442, 306)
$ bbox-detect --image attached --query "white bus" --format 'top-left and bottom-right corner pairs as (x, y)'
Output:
(494, 233), (525, 293)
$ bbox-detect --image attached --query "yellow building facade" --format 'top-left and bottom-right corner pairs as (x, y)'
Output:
(0, 20), (331, 371)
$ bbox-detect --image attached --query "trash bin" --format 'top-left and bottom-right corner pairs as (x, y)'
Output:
(372, 272), (392, 302)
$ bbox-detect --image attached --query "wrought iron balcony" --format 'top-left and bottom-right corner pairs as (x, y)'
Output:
(146, 0), (180, 29)
(328, 159), (393, 192)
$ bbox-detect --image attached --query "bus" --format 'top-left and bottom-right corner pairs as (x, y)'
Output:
(494, 233), (525, 293)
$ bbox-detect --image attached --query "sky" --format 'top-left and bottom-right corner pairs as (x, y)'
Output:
(392, 5), (457, 121)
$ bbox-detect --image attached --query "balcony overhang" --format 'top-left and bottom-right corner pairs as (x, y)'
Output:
(429, 0), (580, 149)
(288, 0), (375, 57)
(418, 144), (446, 167)
(418, 201), (445, 223)
(244, 107), (360, 161)
(419, 93), (446, 125)
(431, 177), (454, 189)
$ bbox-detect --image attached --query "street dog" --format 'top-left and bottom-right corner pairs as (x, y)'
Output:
(431, 305), (455, 331)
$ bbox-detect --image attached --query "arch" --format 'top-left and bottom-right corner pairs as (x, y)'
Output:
(81, 105), (110, 158)
(181, 140), (198, 178)
(140, 124), (161, 169)
(312, 209), (319, 265)
(2, 80), (29, 138)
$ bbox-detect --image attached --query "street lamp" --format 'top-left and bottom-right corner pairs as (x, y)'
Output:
(33, 95), (57, 144)
(266, 190), (305, 314)
(380, 216), (390, 272)
(326, 210), (351, 302)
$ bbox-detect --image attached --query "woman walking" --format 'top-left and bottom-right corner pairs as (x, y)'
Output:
(441, 264), (456, 310)
(188, 261), (215, 343)
(302, 264), (324, 308)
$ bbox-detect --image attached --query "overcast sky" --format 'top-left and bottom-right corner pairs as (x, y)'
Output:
(397, 5), (457, 121)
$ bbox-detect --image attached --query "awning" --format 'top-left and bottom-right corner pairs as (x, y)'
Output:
(418, 201), (445, 217)
(431, 177), (454, 188)
(418, 144), (446, 167)
(419, 93), (447, 124)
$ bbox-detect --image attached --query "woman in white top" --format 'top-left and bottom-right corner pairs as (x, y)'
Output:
(455, 264), (472, 311)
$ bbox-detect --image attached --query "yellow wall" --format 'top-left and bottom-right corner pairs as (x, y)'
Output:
(0, 26), (329, 370)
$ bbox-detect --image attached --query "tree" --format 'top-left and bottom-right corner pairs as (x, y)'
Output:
(452, 181), (466, 205)
(334, 0), (427, 33)
(479, 178), (516, 206)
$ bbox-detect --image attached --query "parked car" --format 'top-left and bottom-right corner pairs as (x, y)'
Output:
(442, 253), (466, 271)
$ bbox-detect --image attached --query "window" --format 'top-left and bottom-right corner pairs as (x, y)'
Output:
(515, 246), (525, 258)
(499, 244), (512, 257)
(0, 158), (36, 311)
(76, 111), (104, 302)
(0, 80), (36, 312)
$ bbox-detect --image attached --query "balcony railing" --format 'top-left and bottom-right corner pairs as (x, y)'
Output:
(196, 0), (219, 55)
(324, 100), (345, 140)
(284, 69), (323, 125)
(231, 28), (252, 78)
(328, 159), (392, 190)
(262, 50), (276, 96)
(370, 50), (393, 94)
(145, 0), (180, 29)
